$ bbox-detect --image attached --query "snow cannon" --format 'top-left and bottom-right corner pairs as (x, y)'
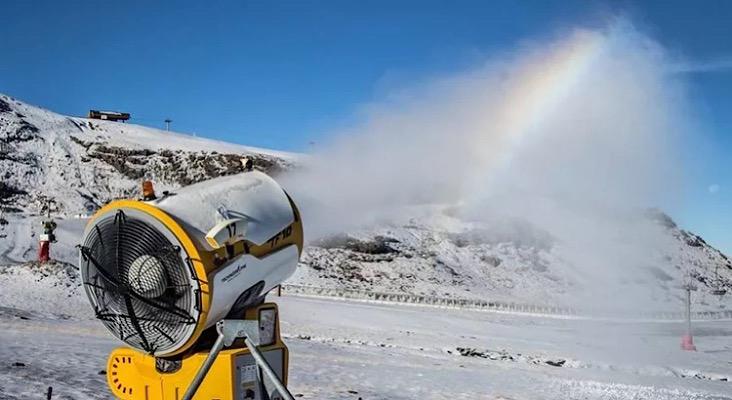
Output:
(78, 171), (303, 400)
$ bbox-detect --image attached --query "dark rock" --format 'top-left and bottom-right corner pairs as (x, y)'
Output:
(0, 98), (12, 113)
(545, 359), (566, 367)
(16, 120), (40, 136)
(480, 255), (502, 267)
(69, 135), (94, 149)
(646, 208), (677, 229)
(0, 182), (27, 200)
(85, 143), (285, 186)
(684, 231), (707, 248)
(448, 220), (554, 250)
(314, 234), (400, 255)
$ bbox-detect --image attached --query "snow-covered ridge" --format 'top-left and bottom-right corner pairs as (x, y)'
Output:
(289, 208), (732, 312)
(0, 93), (297, 216)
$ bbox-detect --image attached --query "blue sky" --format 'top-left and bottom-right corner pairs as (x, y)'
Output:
(0, 0), (730, 252)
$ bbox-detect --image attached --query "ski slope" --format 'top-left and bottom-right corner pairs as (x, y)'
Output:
(0, 263), (730, 400)
(1, 293), (731, 400)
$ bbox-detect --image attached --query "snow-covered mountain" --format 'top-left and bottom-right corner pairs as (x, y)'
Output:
(0, 93), (295, 217)
(1, 94), (730, 312)
(290, 207), (732, 312)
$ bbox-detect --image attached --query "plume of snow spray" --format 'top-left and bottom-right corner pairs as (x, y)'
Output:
(283, 21), (688, 311)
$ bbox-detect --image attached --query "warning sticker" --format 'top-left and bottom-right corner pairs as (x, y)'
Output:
(241, 365), (258, 383)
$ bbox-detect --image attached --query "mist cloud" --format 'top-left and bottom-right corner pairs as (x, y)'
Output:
(283, 21), (689, 311)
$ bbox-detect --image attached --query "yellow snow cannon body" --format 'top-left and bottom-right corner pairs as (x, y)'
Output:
(78, 171), (303, 399)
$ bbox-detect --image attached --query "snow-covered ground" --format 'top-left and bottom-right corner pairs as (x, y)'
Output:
(2, 94), (732, 399)
(1, 287), (731, 400)
(281, 296), (732, 400)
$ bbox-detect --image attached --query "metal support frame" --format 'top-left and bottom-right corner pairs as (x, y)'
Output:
(182, 319), (295, 400)
(685, 285), (692, 336)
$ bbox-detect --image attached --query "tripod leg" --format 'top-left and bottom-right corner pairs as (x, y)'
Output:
(244, 336), (295, 400)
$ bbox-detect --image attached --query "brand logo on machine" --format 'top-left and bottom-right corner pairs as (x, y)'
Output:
(221, 263), (246, 283)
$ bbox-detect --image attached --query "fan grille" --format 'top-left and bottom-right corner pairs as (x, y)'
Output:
(80, 210), (198, 354)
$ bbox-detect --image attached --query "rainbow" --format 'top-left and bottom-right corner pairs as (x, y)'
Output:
(467, 31), (607, 197)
